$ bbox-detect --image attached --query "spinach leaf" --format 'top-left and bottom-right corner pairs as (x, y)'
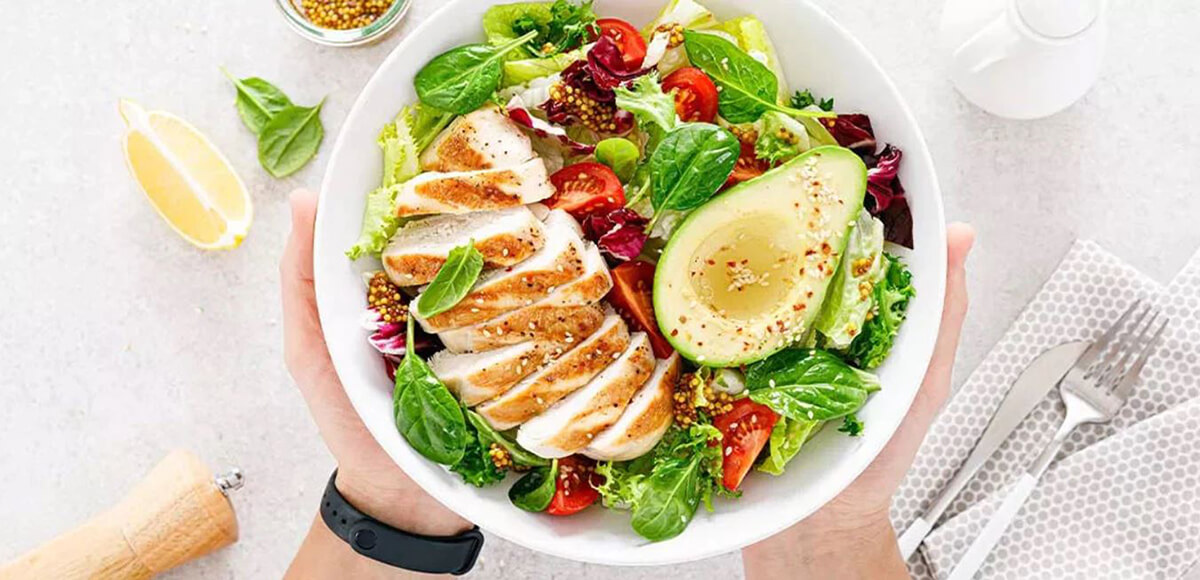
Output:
(627, 424), (725, 541)
(649, 123), (739, 214)
(414, 31), (538, 115)
(451, 412), (506, 487)
(745, 349), (881, 423)
(258, 101), (325, 178)
(410, 103), (456, 154)
(222, 69), (293, 135)
(595, 138), (641, 182)
(416, 242), (485, 318)
(393, 318), (468, 465)
(467, 410), (549, 467)
(508, 459), (558, 512)
(682, 31), (832, 124)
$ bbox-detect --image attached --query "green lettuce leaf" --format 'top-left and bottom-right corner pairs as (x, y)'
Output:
(642, 0), (718, 37)
(754, 111), (811, 165)
(814, 210), (886, 349)
(845, 254), (916, 369)
(615, 74), (678, 135)
(757, 416), (820, 475)
(484, 1), (595, 60)
(502, 45), (587, 87)
(450, 408), (506, 487)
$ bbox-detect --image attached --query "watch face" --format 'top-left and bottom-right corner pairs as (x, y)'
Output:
(320, 471), (484, 575)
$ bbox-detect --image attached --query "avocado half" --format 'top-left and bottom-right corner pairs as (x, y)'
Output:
(653, 146), (868, 367)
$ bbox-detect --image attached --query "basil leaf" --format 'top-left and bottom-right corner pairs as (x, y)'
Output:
(649, 123), (739, 213)
(466, 410), (549, 467)
(257, 102), (325, 178)
(508, 459), (558, 512)
(222, 69), (294, 135)
(595, 138), (641, 182)
(416, 242), (485, 318)
(393, 318), (468, 465)
(415, 31), (538, 114)
(630, 455), (703, 541)
(682, 31), (831, 124)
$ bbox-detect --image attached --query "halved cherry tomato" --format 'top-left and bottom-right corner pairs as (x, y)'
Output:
(597, 18), (647, 69)
(546, 455), (603, 516)
(547, 162), (626, 220)
(608, 260), (674, 358)
(725, 135), (769, 189)
(662, 67), (720, 123)
(712, 399), (779, 491)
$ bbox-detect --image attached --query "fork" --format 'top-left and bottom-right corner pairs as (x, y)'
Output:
(947, 300), (1169, 580)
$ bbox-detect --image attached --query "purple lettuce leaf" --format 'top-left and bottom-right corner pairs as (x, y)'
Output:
(506, 100), (597, 154)
(582, 208), (649, 262)
(587, 36), (651, 90)
(822, 113), (877, 154)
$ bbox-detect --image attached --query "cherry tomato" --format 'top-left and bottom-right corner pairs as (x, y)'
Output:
(662, 67), (720, 123)
(608, 260), (674, 359)
(725, 135), (770, 188)
(546, 455), (603, 516)
(547, 162), (626, 220)
(712, 399), (779, 491)
(597, 18), (648, 70)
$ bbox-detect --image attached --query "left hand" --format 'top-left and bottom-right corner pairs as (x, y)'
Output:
(281, 188), (471, 536)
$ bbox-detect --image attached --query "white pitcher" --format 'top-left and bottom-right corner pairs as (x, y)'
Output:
(940, 0), (1107, 119)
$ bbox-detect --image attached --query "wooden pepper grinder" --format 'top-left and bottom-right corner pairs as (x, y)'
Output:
(0, 450), (242, 579)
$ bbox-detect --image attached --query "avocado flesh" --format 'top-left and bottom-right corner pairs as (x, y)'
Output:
(653, 146), (868, 366)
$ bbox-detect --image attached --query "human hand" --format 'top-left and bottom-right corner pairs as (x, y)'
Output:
(743, 223), (975, 579)
(281, 188), (471, 537)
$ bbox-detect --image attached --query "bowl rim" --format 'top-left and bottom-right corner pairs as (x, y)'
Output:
(314, 0), (946, 565)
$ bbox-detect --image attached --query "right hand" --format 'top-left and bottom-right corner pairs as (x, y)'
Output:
(281, 188), (472, 536)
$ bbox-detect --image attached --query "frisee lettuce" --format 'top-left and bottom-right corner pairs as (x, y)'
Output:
(845, 254), (916, 369)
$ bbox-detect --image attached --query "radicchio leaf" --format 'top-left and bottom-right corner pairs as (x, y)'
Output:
(587, 36), (651, 90)
(506, 98), (597, 154)
(582, 208), (649, 262)
(822, 113), (877, 154)
(863, 145), (904, 213)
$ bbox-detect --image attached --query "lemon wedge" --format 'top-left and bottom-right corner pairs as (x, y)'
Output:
(119, 100), (253, 250)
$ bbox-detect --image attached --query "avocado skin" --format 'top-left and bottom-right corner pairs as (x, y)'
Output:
(652, 146), (868, 367)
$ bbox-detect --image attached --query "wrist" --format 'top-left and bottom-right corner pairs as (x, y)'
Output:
(335, 468), (473, 537)
(744, 507), (906, 580)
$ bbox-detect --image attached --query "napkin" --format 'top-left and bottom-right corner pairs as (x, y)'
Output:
(890, 240), (1200, 579)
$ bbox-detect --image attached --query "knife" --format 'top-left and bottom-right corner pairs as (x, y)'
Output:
(896, 341), (1090, 559)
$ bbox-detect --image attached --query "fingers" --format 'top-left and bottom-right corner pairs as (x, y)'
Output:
(910, 223), (975, 421)
(281, 189), (328, 387)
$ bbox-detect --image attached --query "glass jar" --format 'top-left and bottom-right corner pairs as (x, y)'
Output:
(274, 0), (411, 47)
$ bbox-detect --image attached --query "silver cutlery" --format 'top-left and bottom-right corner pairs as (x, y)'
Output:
(948, 300), (1168, 580)
(897, 341), (1091, 558)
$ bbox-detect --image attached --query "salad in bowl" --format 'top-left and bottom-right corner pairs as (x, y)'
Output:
(332, 0), (929, 549)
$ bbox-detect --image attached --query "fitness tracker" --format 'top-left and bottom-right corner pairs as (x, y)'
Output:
(320, 471), (484, 575)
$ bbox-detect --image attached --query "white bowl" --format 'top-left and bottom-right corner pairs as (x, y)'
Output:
(314, 0), (946, 566)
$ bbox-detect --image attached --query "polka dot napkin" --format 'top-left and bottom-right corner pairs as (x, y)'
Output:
(890, 240), (1200, 579)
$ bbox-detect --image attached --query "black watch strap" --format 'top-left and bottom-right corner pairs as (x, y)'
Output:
(320, 471), (484, 575)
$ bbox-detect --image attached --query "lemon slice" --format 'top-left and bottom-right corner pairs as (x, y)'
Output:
(119, 100), (253, 250)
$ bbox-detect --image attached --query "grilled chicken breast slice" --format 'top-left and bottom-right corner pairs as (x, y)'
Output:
(420, 107), (535, 173)
(475, 315), (630, 431)
(394, 158), (553, 218)
(437, 243), (613, 353)
(382, 207), (545, 287)
(583, 353), (681, 461)
(412, 211), (585, 333)
(429, 341), (562, 407)
(517, 333), (656, 459)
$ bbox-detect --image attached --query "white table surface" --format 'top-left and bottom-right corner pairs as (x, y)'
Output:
(2, 0), (1197, 577)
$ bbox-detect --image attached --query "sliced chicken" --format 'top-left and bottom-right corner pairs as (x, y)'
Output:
(476, 315), (631, 431)
(429, 341), (563, 407)
(394, 159), (553, 218)
(517, 333), (656, 458)
(382, 207), (546, 287)
(437, 244), (613, 353)
(583, 354), (681, 461)
(412, 211), (586, 333)
(420, 107), (536, 173)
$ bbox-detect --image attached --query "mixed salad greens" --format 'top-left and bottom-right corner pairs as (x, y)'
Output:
(348, 0), (917, 542)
